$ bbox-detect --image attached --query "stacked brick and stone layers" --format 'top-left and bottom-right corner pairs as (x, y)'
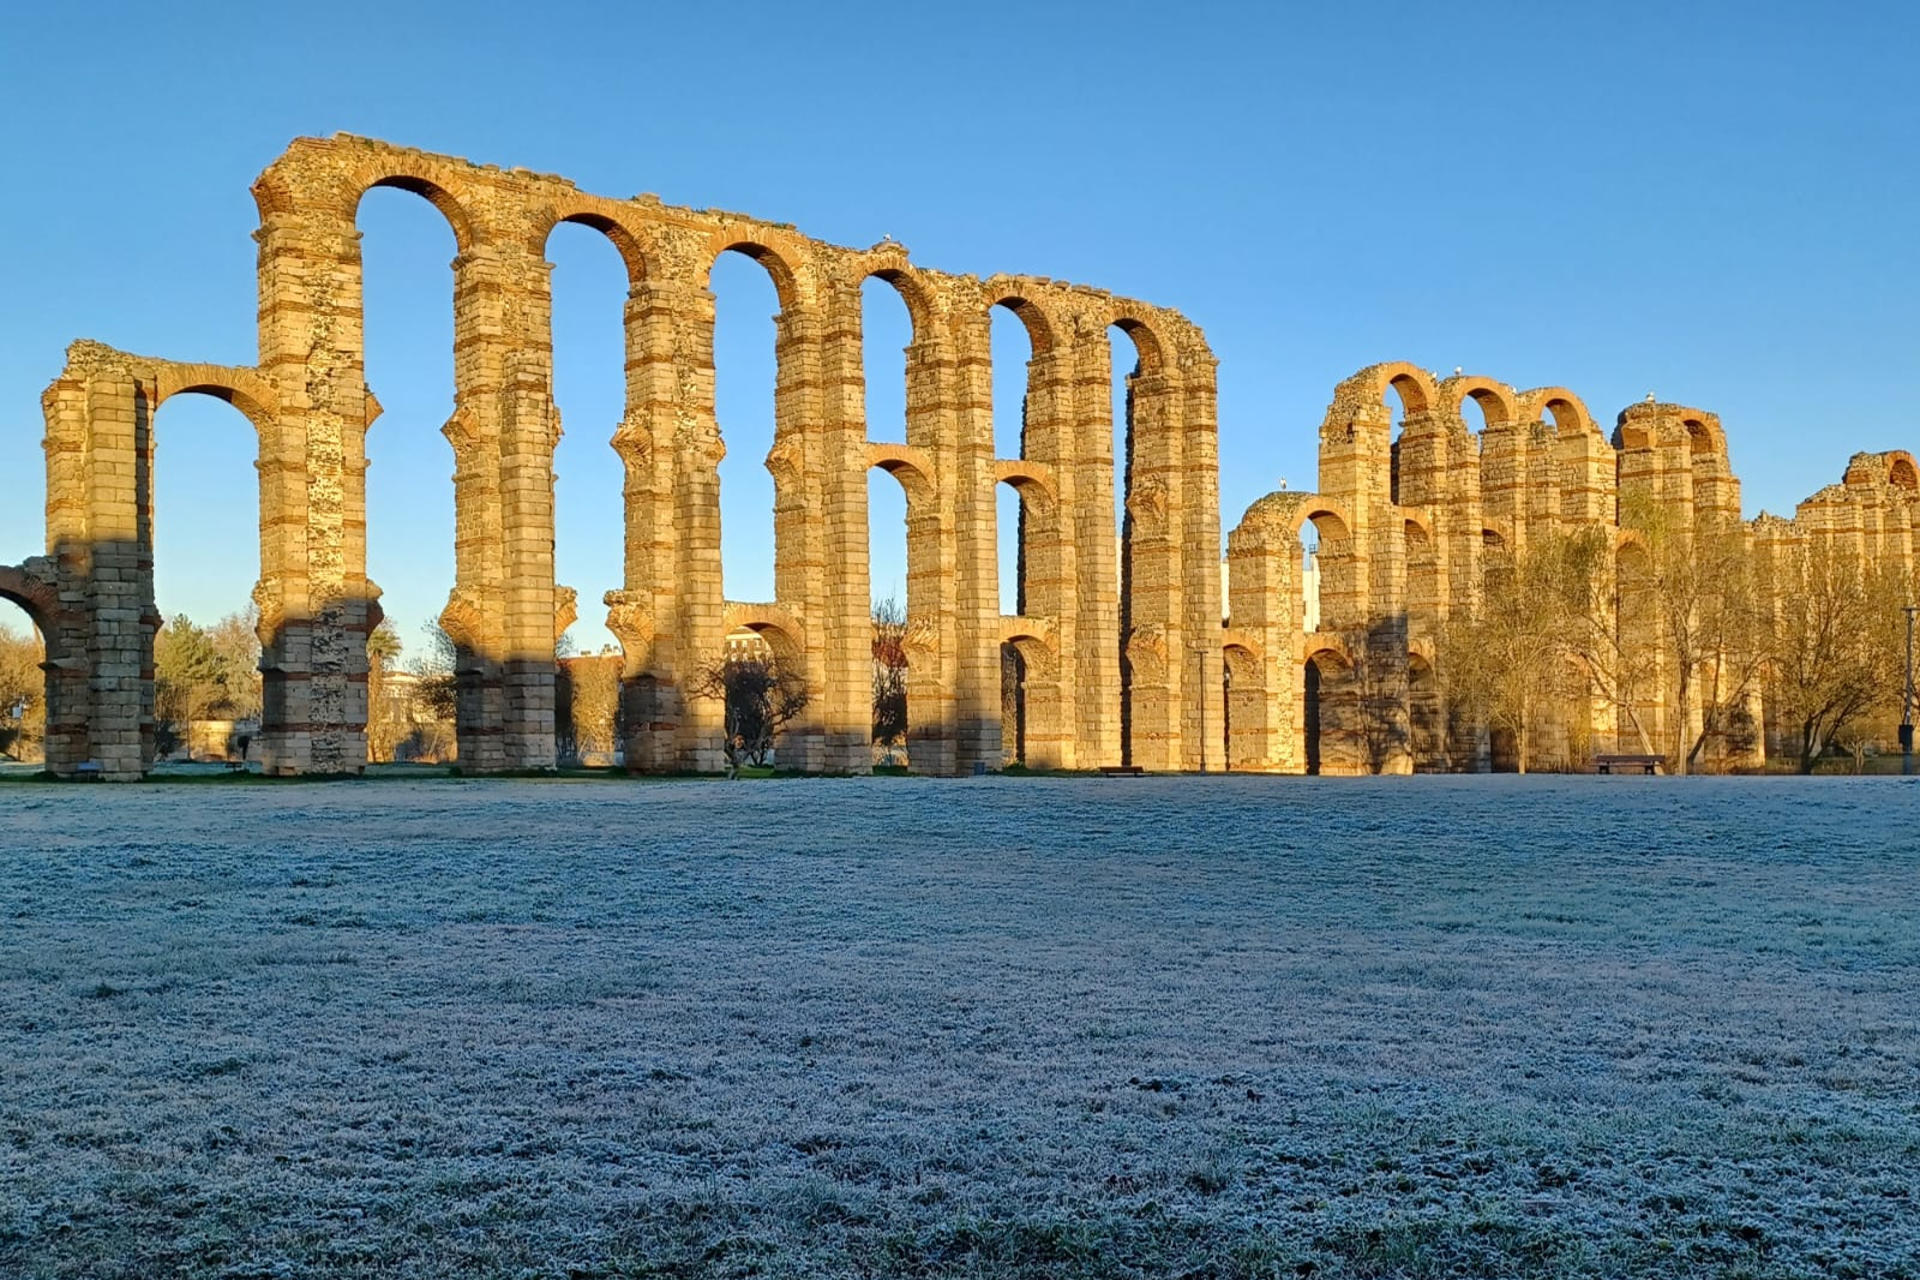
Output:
(0, 135), (1220, 779)
(1224, 361), (1920, 774)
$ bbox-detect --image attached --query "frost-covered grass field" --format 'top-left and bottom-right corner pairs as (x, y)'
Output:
(1, 776), (1916, 1279)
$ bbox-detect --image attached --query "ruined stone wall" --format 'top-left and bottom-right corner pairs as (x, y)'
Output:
(1, 134), (1219, 778)
(1225, 364), (1920, 774)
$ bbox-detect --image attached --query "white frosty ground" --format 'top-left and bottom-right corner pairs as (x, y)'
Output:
(0, 776), (1916, 1279)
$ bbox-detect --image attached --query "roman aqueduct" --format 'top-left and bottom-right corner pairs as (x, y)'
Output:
(3, 136), (1916, 778)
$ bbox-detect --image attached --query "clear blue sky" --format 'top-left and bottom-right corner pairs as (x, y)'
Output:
(2, 1), (1915, 656)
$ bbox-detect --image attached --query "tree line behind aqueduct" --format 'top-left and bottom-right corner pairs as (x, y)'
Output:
(2, 134), (1916, 780)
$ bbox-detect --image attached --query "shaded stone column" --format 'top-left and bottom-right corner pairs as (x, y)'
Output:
(816, 268), (881, 773)
(901, 325), (959, 776)
(1119, 360), (1186, 770)
(1015, 342), (1079, 768)
(1067, 325), (1122, 767)
(442, 233), (560, 772)
(251, 199), (380, 774)
(610, 256), (698, 772)
(29, 355), (147, 778)
(948, 305), (1003, 773)
(1224, 500), (1305, 771)
(1177, 336), (1223, 771)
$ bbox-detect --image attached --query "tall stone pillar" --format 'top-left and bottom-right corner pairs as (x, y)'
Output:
(251, 199), (380, 774)
(1017, 341), (1079, 769)
(1068, 324), (1122, 767)
(1177, 336), (1223, 771)
(1120, 359), (1186, 770)
(441, 234), (558, 772)
(611, 249), (705, 773)
(816, 269), (882, 772)
(901, 326), (959, 776)
(31, 355), (148, 779)
(950, 306), (1003, 773)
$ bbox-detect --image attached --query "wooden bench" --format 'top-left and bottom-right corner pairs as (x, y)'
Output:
(1594, 754), (1662, 775)
(1099, 765), (1146, 777)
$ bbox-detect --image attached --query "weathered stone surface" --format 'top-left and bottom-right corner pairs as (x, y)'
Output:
(1226, 365), (1920, 774)
(3, 135), (1220, 777)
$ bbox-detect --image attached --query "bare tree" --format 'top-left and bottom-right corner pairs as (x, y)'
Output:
(1635, 506), (1768, 773)
(690, 652), (811, 768)
(1767, 541), (1908, 773)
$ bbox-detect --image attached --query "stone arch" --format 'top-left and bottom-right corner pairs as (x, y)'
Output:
(993, 458), (1058, 509)
(149, 366), (279, 434)
(711, 238), (805, 315)
(1442, 375), (1516, 432)
(542, 212), (645, 662)
(1236, 491), (1354, 545)
(866, 446), (940, 770)
(725, 605), (807, 674)
(985, 290), (1058, 358)
(1339, 361), (1438, 419)
(1682, 414), (1727, 460)
(0, 566), (61, 663)
(999, 625), (1061, 769)
(1890, 454), (1919, 491)
(721, 603), (813, 768)
(862, 262), (937, 347)
(353, 172), (478, 254)
(708, 244), (793, 607)
(1109, 311), (1170, 375)
(542, 207), (651, 288)
(869, 443), (938, 507)
(996, 468), (1065, 622)
(0, 573), (57, 769)
(1517, 387), (1597, 438)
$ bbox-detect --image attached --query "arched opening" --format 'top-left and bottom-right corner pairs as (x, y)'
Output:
(546, 219), (638, 766)
(0, 598), (45, 767)
(1684, 418), (1714, 456)
(1536, 395), (1586, 438)
(149, 393), (263, 765)
(1304, 654), (1326, 775)
(1303, 509), (1353, 632)
(869, 469), (911, 766)
(991, 304), (1035, 616)
(727, 618), (807, 768)
(865, 278), (916, 769)
(1890, 457), (1919, 491)
(358, 184), (459, 759)
(546, 219), (631, 661)
(1303, 647), (1354, 776)
(997, 631), (1059, 770)
(712, 249), (782, 606)
(1460, 388), (1504, 436)
(1383, 373), (1430, 506)
(1000, 642), (1027, 767)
